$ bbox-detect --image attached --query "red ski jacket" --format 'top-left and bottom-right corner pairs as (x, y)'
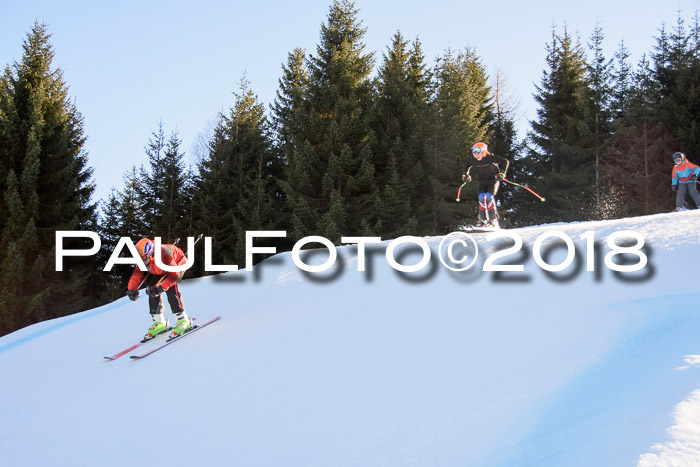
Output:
(671, 160), (700, 186)
(127, 243), (187, 291)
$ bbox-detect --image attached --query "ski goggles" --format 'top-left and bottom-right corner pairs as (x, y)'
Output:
(142, 242), (154, 266)
(471, 146), (485, 154)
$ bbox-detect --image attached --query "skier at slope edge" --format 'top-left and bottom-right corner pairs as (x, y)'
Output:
(671, 152), (700, 211)
(462, 142), (510, 228)
(126, 238), (193, 340)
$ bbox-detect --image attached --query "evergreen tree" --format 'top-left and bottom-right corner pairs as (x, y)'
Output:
(95, 189), (129, 302)
(651, 23), (673, 100)
(195, 77), (282, 270)
(284, 0), (377, 243)
(272, 48), (313, 242)
(194, 118), (238, 271)
(602, 12), (700, 217)
(646, 13), (699, 157)
(0, 22), (96, 335)
(431, 47), (492, 231)
(610, 39), (633, 123)
(116, 166), (150, 240)
(230, 78), (284, 260)
(525, 25), (596, 223)
(93, 163), (172, 304)
(272, 48), (310, 163)
(663, 12), (700, 157)
(586, 21), (614, 212)
(121, 121), (195, 244)
(603, 51), (676, 216)
(153, 131), (191, 241)
(603, 121), (676, 216)
(99, 167), (149, 287)
(372, 32), (432, 237)
(140, 121), (166, 222)
(604, 12), (700, 216)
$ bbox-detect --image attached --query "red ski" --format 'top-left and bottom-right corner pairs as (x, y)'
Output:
(130, 316), (221, 360)
(104, 325), (172, 361)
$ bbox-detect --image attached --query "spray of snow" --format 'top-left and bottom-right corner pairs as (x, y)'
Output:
(639, 389), (700, 467)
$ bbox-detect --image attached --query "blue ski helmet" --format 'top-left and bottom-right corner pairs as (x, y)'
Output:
(673, 152), (685, 164)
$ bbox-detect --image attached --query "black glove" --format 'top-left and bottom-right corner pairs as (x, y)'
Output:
(145, 285), (164, 296)
(672, 185), (678, 192)
(126, 289), (139, 301)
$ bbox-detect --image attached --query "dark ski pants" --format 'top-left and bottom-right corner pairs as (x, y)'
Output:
(140, 273), (186, 316)
(676, 182), (700, 209)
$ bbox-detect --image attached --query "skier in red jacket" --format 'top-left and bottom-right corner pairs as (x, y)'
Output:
(126, 238), (192, 339)
(671, 152), (700, 211)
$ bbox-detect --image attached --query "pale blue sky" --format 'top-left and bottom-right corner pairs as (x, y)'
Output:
(1, 0), (697, 204)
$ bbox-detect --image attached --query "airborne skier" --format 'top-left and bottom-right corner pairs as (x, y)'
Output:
(462, 142), (510, 228)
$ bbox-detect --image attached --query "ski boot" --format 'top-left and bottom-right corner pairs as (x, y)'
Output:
(144, 319), (169, 341)
(170, 317), (193, 338)
(486, 217), (500, 228)
(485, 211), (500, 228)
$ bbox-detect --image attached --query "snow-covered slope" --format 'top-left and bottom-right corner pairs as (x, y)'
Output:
(1, 212), (700, 466)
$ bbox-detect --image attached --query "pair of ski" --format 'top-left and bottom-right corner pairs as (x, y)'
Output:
(457, 224), (501, 233)
(104, 316), (221, 360)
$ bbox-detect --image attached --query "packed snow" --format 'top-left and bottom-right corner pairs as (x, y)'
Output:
(1, 211), (700, 466)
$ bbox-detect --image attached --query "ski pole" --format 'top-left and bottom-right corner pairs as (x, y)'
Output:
(184, 233), (204, 257)
(501, 177), (546, 202)
(456, 182), (467, 202)
(151, 234), (203, 287)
